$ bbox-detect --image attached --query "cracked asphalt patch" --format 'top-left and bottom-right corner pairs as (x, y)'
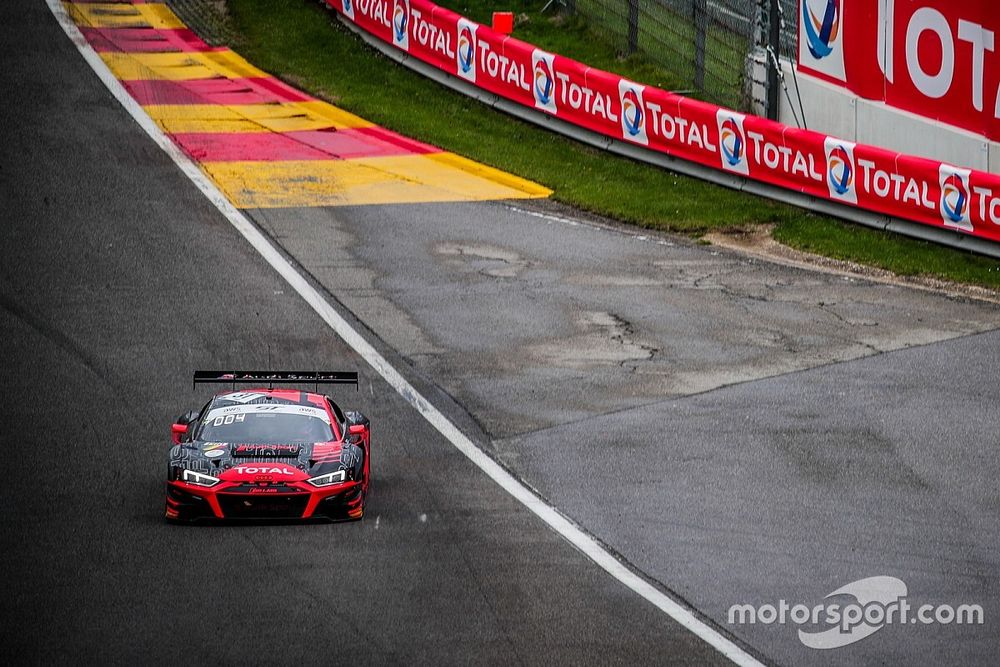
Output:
(524, 311), (659, 369)
(248, 200), (1000, 439)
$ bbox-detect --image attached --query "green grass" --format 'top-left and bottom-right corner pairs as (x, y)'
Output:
(774, 217), (1000, 286)
(224, 0), (1000, 288)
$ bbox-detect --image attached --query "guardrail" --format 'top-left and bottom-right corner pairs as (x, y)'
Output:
(325, 0), (1000, 258)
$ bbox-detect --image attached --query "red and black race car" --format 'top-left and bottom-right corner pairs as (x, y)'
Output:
(166, 371), (370, 522)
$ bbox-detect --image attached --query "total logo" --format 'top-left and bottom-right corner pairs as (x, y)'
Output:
(351, 0), (391, 28)
(618, 81), (648, 145)
(716, 110), (749, 175)
(221, 464), (304, 482)
(824, 137), (856, 203)
(531, 49), (557, 114)
(456, 18), (477, 83)
(719, 119), (743, 165)
(802, 0), (840, 59)
(233, 466), (293, 476)
(828, 147), (852, 193)
(799, 0), (845, 80)
(392, 0), (409, 51)
(939, 165), (972, 231)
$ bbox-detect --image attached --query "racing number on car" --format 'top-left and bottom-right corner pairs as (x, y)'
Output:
(211, 413), (246, 427)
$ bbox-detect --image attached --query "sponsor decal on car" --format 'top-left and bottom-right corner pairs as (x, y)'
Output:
(220, 392), (267, 404)
(203, 404), (331, 423)
(232, 443), (301, 457)
(233, 466), (295, 475)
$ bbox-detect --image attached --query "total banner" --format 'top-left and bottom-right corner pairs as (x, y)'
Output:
(798, 0), (1000, 142)
(329, 0), (1000, 244)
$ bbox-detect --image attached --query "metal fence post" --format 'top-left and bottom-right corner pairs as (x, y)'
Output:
(627, 0), (639, 55)
(693, 0), (707, 90)
(765, 0), (780, 119)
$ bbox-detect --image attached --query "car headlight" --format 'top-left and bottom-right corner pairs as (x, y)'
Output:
(307, 470), (347, 487)
(182, 469), (220, 487)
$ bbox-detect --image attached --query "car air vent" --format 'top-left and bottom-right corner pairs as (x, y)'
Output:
(231, 444), (301, 458)
(236, 456), (301, 465)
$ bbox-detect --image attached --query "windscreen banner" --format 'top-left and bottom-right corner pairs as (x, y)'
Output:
(329, 0), (1000, 244)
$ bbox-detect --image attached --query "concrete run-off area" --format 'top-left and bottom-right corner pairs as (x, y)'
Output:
(249, 201), (1000, 439)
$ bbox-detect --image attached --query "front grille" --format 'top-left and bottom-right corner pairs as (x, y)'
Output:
(217, 493), (309, 519)
(226, 456), (301, 465)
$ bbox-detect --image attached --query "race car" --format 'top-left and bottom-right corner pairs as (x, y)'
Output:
(165, 371), (370, 522)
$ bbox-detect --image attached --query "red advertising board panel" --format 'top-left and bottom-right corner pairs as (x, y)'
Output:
(330, 0), (1000, 244)
(798, 0), (1000, 142)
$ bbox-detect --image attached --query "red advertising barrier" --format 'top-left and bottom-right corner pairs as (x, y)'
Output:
(329, 0), (1000, 244)
(797, 0), (1000, 142)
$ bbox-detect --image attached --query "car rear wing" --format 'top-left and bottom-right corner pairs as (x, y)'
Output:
(193, 370), (359, 392)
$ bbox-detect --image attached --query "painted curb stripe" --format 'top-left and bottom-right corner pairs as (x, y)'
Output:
(143, 101), (374, 135)
(201, 156), (549, 208)
(170, 128), (439, 162)
(67, 0), (550, 206)
(64, 2), (183, 29)
(123, 77), (312, 105)
(81, 27), (212, 52)
(99, 50), (269, 81)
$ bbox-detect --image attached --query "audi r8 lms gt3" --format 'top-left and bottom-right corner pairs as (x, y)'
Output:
(165, 371), (370, 522)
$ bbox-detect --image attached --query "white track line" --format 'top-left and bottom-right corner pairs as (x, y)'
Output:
(46, 3), (763, 664)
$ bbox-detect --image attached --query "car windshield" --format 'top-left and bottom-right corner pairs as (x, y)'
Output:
(197, 404), (334, 444)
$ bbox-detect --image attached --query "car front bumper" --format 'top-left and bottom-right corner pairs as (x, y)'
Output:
(165, 479), (365, 522)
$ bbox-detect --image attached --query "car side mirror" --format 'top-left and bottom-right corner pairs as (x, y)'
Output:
(348, 424), (366, 436)
(171, 410), (200, 444)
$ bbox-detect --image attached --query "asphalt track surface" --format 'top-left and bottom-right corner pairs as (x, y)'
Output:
(0, 4), (727, 665)
(3, 2), (1000, 665)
